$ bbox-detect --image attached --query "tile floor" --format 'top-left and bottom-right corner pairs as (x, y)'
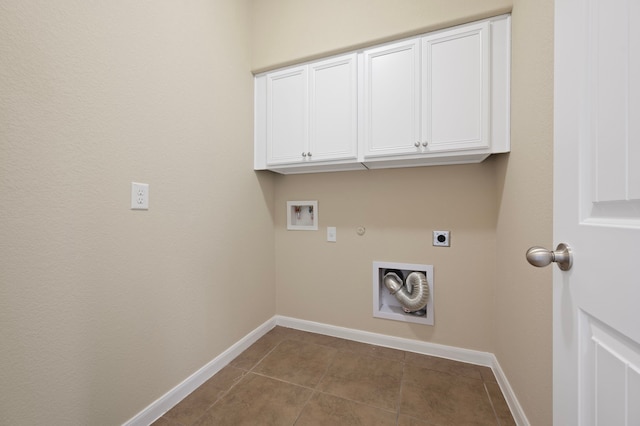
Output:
(152, 326), (515, 426)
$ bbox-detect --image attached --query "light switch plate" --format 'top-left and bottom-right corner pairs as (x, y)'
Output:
(327, 227), (336, 242)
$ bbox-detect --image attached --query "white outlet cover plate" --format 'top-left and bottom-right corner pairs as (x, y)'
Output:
(131, 182), (149, 210)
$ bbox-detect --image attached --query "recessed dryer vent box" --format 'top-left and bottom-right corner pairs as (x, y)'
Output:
(372, 261), (434, 326)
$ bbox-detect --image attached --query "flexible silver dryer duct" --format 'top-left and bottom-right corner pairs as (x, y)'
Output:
(383, 271), (429, 312)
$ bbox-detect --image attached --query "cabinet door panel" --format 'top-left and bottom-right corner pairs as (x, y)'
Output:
(363, 39), (421, 157)
(422, 22), (490, 152)
(309, 54), (357, 161)
(266, 66), (308, 165)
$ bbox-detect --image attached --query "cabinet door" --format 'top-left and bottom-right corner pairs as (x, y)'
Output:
(266, 66), (308, 165)
(422, 22), (490, 152)
(309, 53), (358, 162)
(363, 38), (421, 158)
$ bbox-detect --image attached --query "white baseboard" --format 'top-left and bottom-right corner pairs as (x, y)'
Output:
(276, 315), (493, 365)
(122, 318), (277, 426)
(123, 315), (529, 426)
(491, 356), (531, 426)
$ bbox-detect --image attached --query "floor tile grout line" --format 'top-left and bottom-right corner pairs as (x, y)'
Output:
(308, 347), (401, 416)
(395, 359), (407, 426)
(291, 389), (319, 425)
(314, 344), (340, 390)
(483, 381), (502, 425)
(312, 389), (399, 416)
(183, 338), (300, 426)
(255, 340), (403, 420)
(245, 338), (287, 374)
(184, 368), (250, 426)
(271, 338), (339, 426)
(245, 341), (341, 393)
(156, 367), (247, 426)
(248, 370), (317, 392)
(244, 336), (341, 391)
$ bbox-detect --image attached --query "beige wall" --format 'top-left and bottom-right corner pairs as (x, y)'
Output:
(494, 1), (554, 424)
(252, 0), (553, 425)
(273, 165), (499, 351)
(0, 1), (275, 424)
(251, 0), (512, 72)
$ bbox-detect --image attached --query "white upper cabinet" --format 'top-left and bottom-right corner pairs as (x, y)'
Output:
(255, 53), (362, 173)
(422, 21), (490, 153)
(362, 38), (421, 157)
(255, 15), (511, 174)
(265, 65), (308, 165)
(308, 55), (358, 162)
(361, 19), (507, 168)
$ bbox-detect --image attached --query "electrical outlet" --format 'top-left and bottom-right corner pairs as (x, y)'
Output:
(131, 182), (149, 210)
(433, 230), (450, 247)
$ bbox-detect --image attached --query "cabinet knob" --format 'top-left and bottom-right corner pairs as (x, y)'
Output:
(307, 152), (312, 157)
(422, 142), (428, 147)
(414, 141), (420, 148)
(302, 152), (307, 157)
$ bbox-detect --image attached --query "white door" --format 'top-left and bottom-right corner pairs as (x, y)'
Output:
(554, 0), (640, 424)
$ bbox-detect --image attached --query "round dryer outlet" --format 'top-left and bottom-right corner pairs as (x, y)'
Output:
(433, 230), (450, 247)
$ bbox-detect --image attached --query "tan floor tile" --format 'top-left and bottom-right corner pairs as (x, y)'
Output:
(150, 417), (177, 426)
(162, 366), (246, 425)
(400, 364), (497, 425)
(228, 328), (287, 370)
(486, 382), (516, 425)
(267, 326), (306, 341)
(318, 351), (403, 411)
(254, 339), (337, 387)
(193, 373), (312, 426)
(156, 328), (517, 426)
(275, 327), (347, 347)
(404, 352), (483, 380)
(478, 365), (498, 383)
(397, 414), (439, 425)
(295, 392), (397, 426)
(328, 338), (406, 361)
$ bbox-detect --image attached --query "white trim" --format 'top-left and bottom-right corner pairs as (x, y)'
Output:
(491, 356), (531, 426)
(122, 318), (277, 426)
(124, 315), (529, 426)
(276, 315), (490, 364)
